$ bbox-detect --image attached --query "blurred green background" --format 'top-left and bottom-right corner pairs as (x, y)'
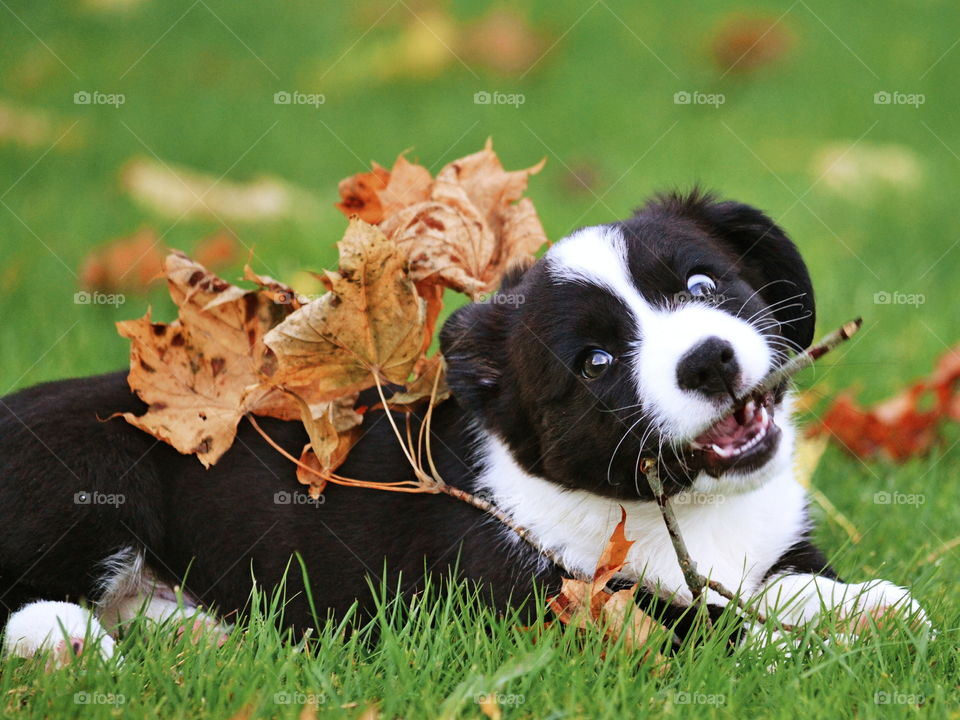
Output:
(1, 4), (959, 713)
(0, 0), (957, 402)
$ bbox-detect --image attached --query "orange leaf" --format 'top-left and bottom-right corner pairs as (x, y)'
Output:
(334, 162), (390, 224)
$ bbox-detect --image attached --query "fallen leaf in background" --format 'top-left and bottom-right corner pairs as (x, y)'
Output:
(121, 157), (304, 222)
(265, 219), (426, 397)
(80, 228), (240, 294)
(813, 343), (960, 461)
(478, 694), (501, 720)
(547, 509), (667, 662)
(80, 228), (163, 293)
(0, 101), (79, 149)
(710, 14), (793, 74)
(559, 159), (603, 197)
(812, 143), (923, 199)
(194, 230), (242, 270)
(461, 8), (545, 74)
(328, 4), (548, 84)
(363, 9), (457, 80)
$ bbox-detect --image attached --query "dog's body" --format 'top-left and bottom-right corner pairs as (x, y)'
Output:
(0, 193), (925, 664)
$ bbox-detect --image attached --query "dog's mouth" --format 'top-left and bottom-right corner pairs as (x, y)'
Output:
(688, 390), (781, 477)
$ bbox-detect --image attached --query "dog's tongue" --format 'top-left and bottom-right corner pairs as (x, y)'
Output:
(694, 399), (763, 449)
(694, 413), (744, 446)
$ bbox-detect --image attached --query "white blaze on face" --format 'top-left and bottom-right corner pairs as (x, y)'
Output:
(547, 225), (772, 440)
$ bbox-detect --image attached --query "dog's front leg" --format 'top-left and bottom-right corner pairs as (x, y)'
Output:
(751, 572), (928, 633)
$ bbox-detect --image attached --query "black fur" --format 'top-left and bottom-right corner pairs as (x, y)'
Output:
(0, 192), (833, 641)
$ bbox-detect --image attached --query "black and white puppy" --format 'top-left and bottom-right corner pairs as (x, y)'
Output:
(0, 192), (925, 664)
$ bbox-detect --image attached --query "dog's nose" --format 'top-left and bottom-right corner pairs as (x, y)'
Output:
(676, 336), (740, 398)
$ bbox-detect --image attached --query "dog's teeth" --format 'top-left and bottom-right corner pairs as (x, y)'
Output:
(759, 406), (769, 426)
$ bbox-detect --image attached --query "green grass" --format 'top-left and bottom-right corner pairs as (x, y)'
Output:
(1, 0), (959, 717)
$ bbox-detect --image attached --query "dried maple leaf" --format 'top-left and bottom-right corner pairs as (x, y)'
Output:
(117, 253), (356, 467)
(264, 218), (426, 398)
(334, 154), (432, 226)
(381, 354), (449, 409)
(339, 141), (548, 300)
(547, 508), (667, 662)
(291, 393), (363, 497)
(814, 342), (960, 461)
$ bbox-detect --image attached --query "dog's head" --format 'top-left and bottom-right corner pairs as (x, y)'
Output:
(440, 191), (815, 500)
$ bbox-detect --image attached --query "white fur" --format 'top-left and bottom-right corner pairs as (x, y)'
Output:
(476, 433), (809, 605)
(548, 225), (772, 442)
(506, 223), (926, 630)
(753, 573), (927, 629)
(2, 601), (115, 666)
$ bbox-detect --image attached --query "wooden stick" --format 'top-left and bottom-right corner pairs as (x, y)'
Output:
(687, 317), (862, 441)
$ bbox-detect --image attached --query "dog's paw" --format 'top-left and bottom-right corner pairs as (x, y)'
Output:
(2, 601), (117, 669)
(834, 580), (929, 633)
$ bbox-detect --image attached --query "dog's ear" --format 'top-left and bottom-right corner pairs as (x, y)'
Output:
(439, 300), (509, 417)
(657, 191), (816, 350)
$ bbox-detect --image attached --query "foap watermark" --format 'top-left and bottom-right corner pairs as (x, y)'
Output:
(673, 290), (728, 306)
(74, 290), (125, 307)
(673, 492), (727, 506)
(477, 291), (525, 307)
(673, 91), (725, 108)
(475, 693), (525, 708)
(874, 491), (925, 507)
(273, 91), (325, 108)
(874, 91), (925, 108)
(474, 90), (525, 108)
(274, 490), (325, 508)
(74, 692), (125, 705)
(873, 290), (925, 307)
(74, 90), (125, 107)
(875, 690), (924, 705)
(74, 490), (125, 507)
(675, 691), (726, 706)
(274, 691), (327, 706)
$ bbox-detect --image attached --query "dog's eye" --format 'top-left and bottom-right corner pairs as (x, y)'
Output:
(686, 273), (717, 297)
(580, 349), (614, 379)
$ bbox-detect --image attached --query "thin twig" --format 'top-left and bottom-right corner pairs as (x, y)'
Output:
(687, 317), (862, 440)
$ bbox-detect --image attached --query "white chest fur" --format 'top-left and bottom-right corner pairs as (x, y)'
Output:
(475, 434), (810, 604)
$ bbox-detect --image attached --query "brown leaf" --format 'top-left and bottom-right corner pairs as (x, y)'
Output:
(546, 510), (667, 662)
(710, 14), (793, 75)
(80, 228), (163, 293)
(381, 354), (449, 409)
(378, 154), (433, 219)
(814, 342), (960, 461)
(461, 9), (545, 74)
(294, 394), (364, 497)
(592, 506), (634, 588)
(380, 141), (547, 298)
(117, 253), (315, 467)
(264, 219), (426, 397)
